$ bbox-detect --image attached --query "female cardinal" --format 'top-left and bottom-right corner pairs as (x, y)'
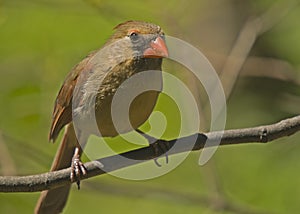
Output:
(35, 20), (168, 214)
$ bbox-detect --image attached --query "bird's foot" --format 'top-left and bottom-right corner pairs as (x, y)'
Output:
(136, 129), (170, 167)
(150, 140), (170, 167)
(70, 147), (87, 189)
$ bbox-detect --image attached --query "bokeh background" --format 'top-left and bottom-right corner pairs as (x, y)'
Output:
(1, 0), (300, 213)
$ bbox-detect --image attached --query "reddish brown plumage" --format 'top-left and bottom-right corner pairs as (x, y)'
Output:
(49, 20), (167, 142)
(37, 20), (168, 214)
(49, 51), (96, 142)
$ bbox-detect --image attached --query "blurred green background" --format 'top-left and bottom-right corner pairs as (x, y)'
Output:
(1, 0), (300, 213)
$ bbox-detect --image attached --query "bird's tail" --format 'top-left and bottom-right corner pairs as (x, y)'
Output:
(35, 123), (81, 214)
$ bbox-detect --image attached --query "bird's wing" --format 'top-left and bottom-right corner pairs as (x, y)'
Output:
(49, 51), (97, 142)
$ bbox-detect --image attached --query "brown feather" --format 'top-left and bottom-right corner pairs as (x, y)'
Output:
(49, 51), (97, 141)
(37, 20), (166, 214)
(49, 21), (164, 142)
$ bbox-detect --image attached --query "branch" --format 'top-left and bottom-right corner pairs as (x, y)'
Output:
(219, 0), (298, 98)
(1, 115), (300, 192)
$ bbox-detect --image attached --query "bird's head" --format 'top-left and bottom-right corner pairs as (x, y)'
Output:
(107, 20), (168, 59)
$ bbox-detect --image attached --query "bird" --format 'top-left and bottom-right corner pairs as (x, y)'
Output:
(34, 20), (168, 214)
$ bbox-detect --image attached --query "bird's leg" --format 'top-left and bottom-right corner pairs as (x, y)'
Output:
(136, 129), (170, 166)
(70, 147), (87, 189)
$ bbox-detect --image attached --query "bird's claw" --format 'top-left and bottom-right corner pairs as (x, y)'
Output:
(151, 140), (170, 167)
(136, 129), (170, 166)
(70, 147), (87, 189)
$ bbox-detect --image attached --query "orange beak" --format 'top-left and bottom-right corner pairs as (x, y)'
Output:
(143, 36), (168, 58)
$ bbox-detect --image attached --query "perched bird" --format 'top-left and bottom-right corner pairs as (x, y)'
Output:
(35, 20), (168, 214)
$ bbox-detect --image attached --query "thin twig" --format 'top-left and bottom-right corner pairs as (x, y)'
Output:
(220, 0), (298, 99)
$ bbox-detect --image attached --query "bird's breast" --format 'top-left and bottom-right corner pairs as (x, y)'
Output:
(76, 58), (163, 137)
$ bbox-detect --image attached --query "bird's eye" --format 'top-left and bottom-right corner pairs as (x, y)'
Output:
(129, 32), (139, 41)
